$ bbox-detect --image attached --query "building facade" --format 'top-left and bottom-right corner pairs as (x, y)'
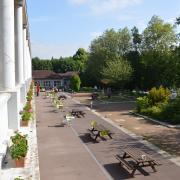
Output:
(32, 70), (77, 90)
(0, 0), (32, 166)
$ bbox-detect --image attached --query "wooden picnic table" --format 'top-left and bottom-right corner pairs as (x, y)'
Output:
(58, 95), (67, 100)
(71, 109), (85, 118)
(89, 124), (113, 140)
(116, 147), (160, 176)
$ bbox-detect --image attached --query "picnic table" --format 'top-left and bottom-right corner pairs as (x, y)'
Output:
(58, 95), (67, 100)
(71, 109), (85, 118)
(88, 123), (113, 141)
(115, 147), (160, 176)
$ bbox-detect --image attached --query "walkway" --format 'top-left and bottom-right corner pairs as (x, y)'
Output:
(35, 95), (107, 180)
(36, 93), (180, 180)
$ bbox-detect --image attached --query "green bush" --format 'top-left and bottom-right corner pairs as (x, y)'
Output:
(23, 102), (31, 111)
(21, 111), (31, 122)
(148, 86), (170, 105)
(161, 97), (180, 124)
(141, 106), (163, 119)
(70, 75), (81, 92)
(10, 132), (28, 160)
(11, 132), (27, 145)
(136, 96), (150, 112)
(81, 87), (93, 92)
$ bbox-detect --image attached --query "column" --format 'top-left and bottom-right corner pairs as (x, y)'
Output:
(15, 2), (24, 85)
(23, 27), (27, 83)
(0, 0), (15, 91)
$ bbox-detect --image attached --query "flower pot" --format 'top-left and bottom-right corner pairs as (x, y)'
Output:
(15, 157), (25, 167)
(20, 121), (28, 127)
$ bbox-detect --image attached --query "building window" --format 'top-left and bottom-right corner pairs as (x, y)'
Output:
(44, 81), (50, 87)
(54, 81), (61, 88)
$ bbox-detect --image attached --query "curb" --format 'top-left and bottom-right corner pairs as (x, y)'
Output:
(130, 111), (180, 129)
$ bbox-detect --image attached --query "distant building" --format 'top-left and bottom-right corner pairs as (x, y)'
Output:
(32, 70), (77, 89)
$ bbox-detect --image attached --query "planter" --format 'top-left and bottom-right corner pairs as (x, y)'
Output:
(15, 157), (25, 167)
(20, 121), (28, 127)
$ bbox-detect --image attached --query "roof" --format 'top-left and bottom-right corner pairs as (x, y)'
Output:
(58, 71), (78, 77)
(32, 70), (77, 79)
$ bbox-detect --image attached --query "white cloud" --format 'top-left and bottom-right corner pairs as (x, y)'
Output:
(68, 0), (142, 16)
(31, 42), (89, 58)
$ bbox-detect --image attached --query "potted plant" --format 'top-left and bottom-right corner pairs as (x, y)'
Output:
(21, 111), (31, 127)
(10, 132), (28, 168)
(23, 102), (32, 111)
(14, 177), (24, 180)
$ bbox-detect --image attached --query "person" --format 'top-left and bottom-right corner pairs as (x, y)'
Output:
(107, 87), (112, 98)
(36, 82), (40, 96)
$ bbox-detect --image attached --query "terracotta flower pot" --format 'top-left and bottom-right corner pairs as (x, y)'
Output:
(20, 121), (28, 127)
(15, 157), (25, 167)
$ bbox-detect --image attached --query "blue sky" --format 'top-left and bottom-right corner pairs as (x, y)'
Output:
(27, 0), (180, 58)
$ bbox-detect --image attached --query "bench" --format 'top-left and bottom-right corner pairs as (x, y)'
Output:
(88, 123), (113, 141)
(116, 148), (161, 176)
(115, 155), (133, 171)
(71, 109), (85, 118)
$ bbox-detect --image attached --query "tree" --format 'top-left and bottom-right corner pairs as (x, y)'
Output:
(101, 57), (133, 88)
(176, 16), (180, 25)
(131, 26), (142, 51)
(70, 74), (81, 92)
(73, 48), (89, 73)
(85, 28), (132, 85)
(142, 15), (177, 52)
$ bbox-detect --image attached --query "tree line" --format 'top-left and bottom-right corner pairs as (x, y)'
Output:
(32, 15), (180, 90)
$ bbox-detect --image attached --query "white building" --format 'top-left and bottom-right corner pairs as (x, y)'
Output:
(0, 0), (32, 167)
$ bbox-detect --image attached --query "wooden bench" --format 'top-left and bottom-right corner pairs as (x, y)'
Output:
(71, 109), (85, 118)
(116, 148), (161, 176)
(115, 154), (133, 171)
(88, 123), (113, 141)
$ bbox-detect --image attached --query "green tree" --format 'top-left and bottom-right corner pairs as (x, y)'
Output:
(176, 16), (180, 25)
(70, 74), (81, 92)
(73, 48), (89, 73)
(142, 15), (177, 52)
(86, 28), (132, 85)
(101, 57), (133, 88)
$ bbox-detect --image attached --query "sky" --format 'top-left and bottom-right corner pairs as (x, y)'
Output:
(27, 0), (180, 59)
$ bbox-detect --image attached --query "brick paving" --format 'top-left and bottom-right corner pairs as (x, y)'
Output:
(36, 93), (180, 180)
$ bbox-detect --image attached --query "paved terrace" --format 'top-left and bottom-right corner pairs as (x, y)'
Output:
(36, 93), (180, 180)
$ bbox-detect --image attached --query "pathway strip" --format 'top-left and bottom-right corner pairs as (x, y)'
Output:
(36, 95), (108, 180)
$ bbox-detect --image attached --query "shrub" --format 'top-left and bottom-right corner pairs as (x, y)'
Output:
(141, 106), (163, 119)
(10, 132), (28, 160)
(21, 111), (31, 122)
(23, 102), (31, 111)
(70, 75), (81, 92)
(81, 87), (94, 92)
(161, 97), (180, 124)
(136, 96), (150, 112)
(11, 132), (27, 145)
(148, 86), (170, 105)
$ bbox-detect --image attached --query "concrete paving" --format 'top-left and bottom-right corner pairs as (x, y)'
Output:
(36, 93), (180, 180)
(36, 95), (108, 180)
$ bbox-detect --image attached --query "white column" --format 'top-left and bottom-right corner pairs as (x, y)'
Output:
(0, 0), (15, 91)
(23, 27), (28, 82)
(26, 40), (29, 81)
(15, 3), (24, 85)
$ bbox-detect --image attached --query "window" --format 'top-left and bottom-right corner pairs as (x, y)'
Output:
(54, 81), (61, 87)
(44, 81), (50, 87)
